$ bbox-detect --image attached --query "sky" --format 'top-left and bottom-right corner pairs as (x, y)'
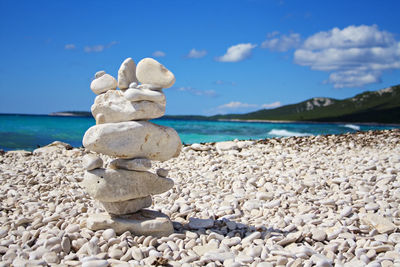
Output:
(0, 0), (399, 115)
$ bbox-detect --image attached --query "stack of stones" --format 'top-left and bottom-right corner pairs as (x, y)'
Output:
(80, 57), (182, 237)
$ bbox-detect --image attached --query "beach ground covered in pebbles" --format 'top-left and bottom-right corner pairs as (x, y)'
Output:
(1, 130), (399, 267)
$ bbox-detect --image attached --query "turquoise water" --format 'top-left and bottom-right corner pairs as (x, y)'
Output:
(0, 114), (398, 151)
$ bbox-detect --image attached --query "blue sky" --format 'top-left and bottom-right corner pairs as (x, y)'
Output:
(0, 0), (399, 115)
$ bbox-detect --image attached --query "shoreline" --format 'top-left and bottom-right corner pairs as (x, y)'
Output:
(1, 112), (400, 126)
(2, 129), (399, 153)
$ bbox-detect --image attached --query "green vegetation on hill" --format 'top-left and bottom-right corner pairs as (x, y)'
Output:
(52, 84), (400, 123)
(211, 84), (400, 123)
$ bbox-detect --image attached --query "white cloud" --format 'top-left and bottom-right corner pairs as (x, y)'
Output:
(186, 48), (207, 58)
(175, 86), (218, 97)
(218, 101), (281, 110)
(152, 51), (166, 57)
(294, 25), (400, 88)
(261, 32), (301, 52)
(261, 101), (281, 108)
(215, 80), (236, 86)
(84, 41), (118, 53)
(64, 44), (76, 50)
(218, 101), (258, 109)
(84, 45), (104, 53)
(216, 43), (257, 62)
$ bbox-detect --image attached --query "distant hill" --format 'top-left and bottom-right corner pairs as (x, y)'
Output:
(52, 84), (400, 124)
(210, 84), (400, 124)
(50, 111), (92, 117)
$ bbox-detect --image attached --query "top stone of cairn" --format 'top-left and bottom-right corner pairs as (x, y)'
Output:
(118, 58), (138, 90)
(136, 58), (176, 89)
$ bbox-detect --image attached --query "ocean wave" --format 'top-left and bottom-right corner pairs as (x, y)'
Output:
(342, 124), (360, 131)
(268, 129), (312, 137)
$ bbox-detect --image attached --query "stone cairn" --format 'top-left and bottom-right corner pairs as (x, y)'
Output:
(80, 57), (181, 237)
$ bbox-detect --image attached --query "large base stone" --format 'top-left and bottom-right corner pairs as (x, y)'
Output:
(86, 209), (174, 237)
(82, 121), (181, 161)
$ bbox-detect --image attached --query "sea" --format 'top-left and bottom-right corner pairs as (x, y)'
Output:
(0, 114), (399, 151)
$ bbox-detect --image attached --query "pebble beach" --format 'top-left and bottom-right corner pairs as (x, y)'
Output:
(1, 129), (400, 267)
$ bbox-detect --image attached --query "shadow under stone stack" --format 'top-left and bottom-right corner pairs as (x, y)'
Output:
(80, 57), (181, 237)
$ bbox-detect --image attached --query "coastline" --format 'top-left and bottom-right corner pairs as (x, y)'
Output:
(2, 112), (400, 126)
(216, 118), (400, 127)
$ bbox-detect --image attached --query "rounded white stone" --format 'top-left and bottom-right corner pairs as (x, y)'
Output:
(83, 121), (181, 161)
(90, 74), (117, 95)
(118, 58), (138, 90)
(136, 58), (175, 88)
(82, 154), (103, 170)
(102, 228), (116, 241)
(340, 206), (353, 218)
(312, 229), (327, 242)
(123, 88), (166, 103)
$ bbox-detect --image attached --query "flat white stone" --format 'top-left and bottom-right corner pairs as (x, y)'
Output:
(82, 154), (103, 170)
(33, 141), (72, 154)
(81, 168), (174, 202)
(108, 158), (151, 171)
(118, 58), (138, 90)
(33, 146), (61, 154)
(101, 195), (152, 215)
(90, 74), (117, 95)
(136, 58), (175, 88)
(190, 143), (210, 151)
(216, 141), (239, 153)
(203, 251), (235, 262)
(123, 88), (166, 103)
(91, 90), (165, 123)
(193, 243), (218, 256)
(361, 214), (397, 234)
(86, 210), (173, 237)
(242, 232), (261, 245)
(83, 121), (181, 161)
(82, 260), (108, 267)
(277, 231), (302, 246)
(237, 140), (255, 149)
